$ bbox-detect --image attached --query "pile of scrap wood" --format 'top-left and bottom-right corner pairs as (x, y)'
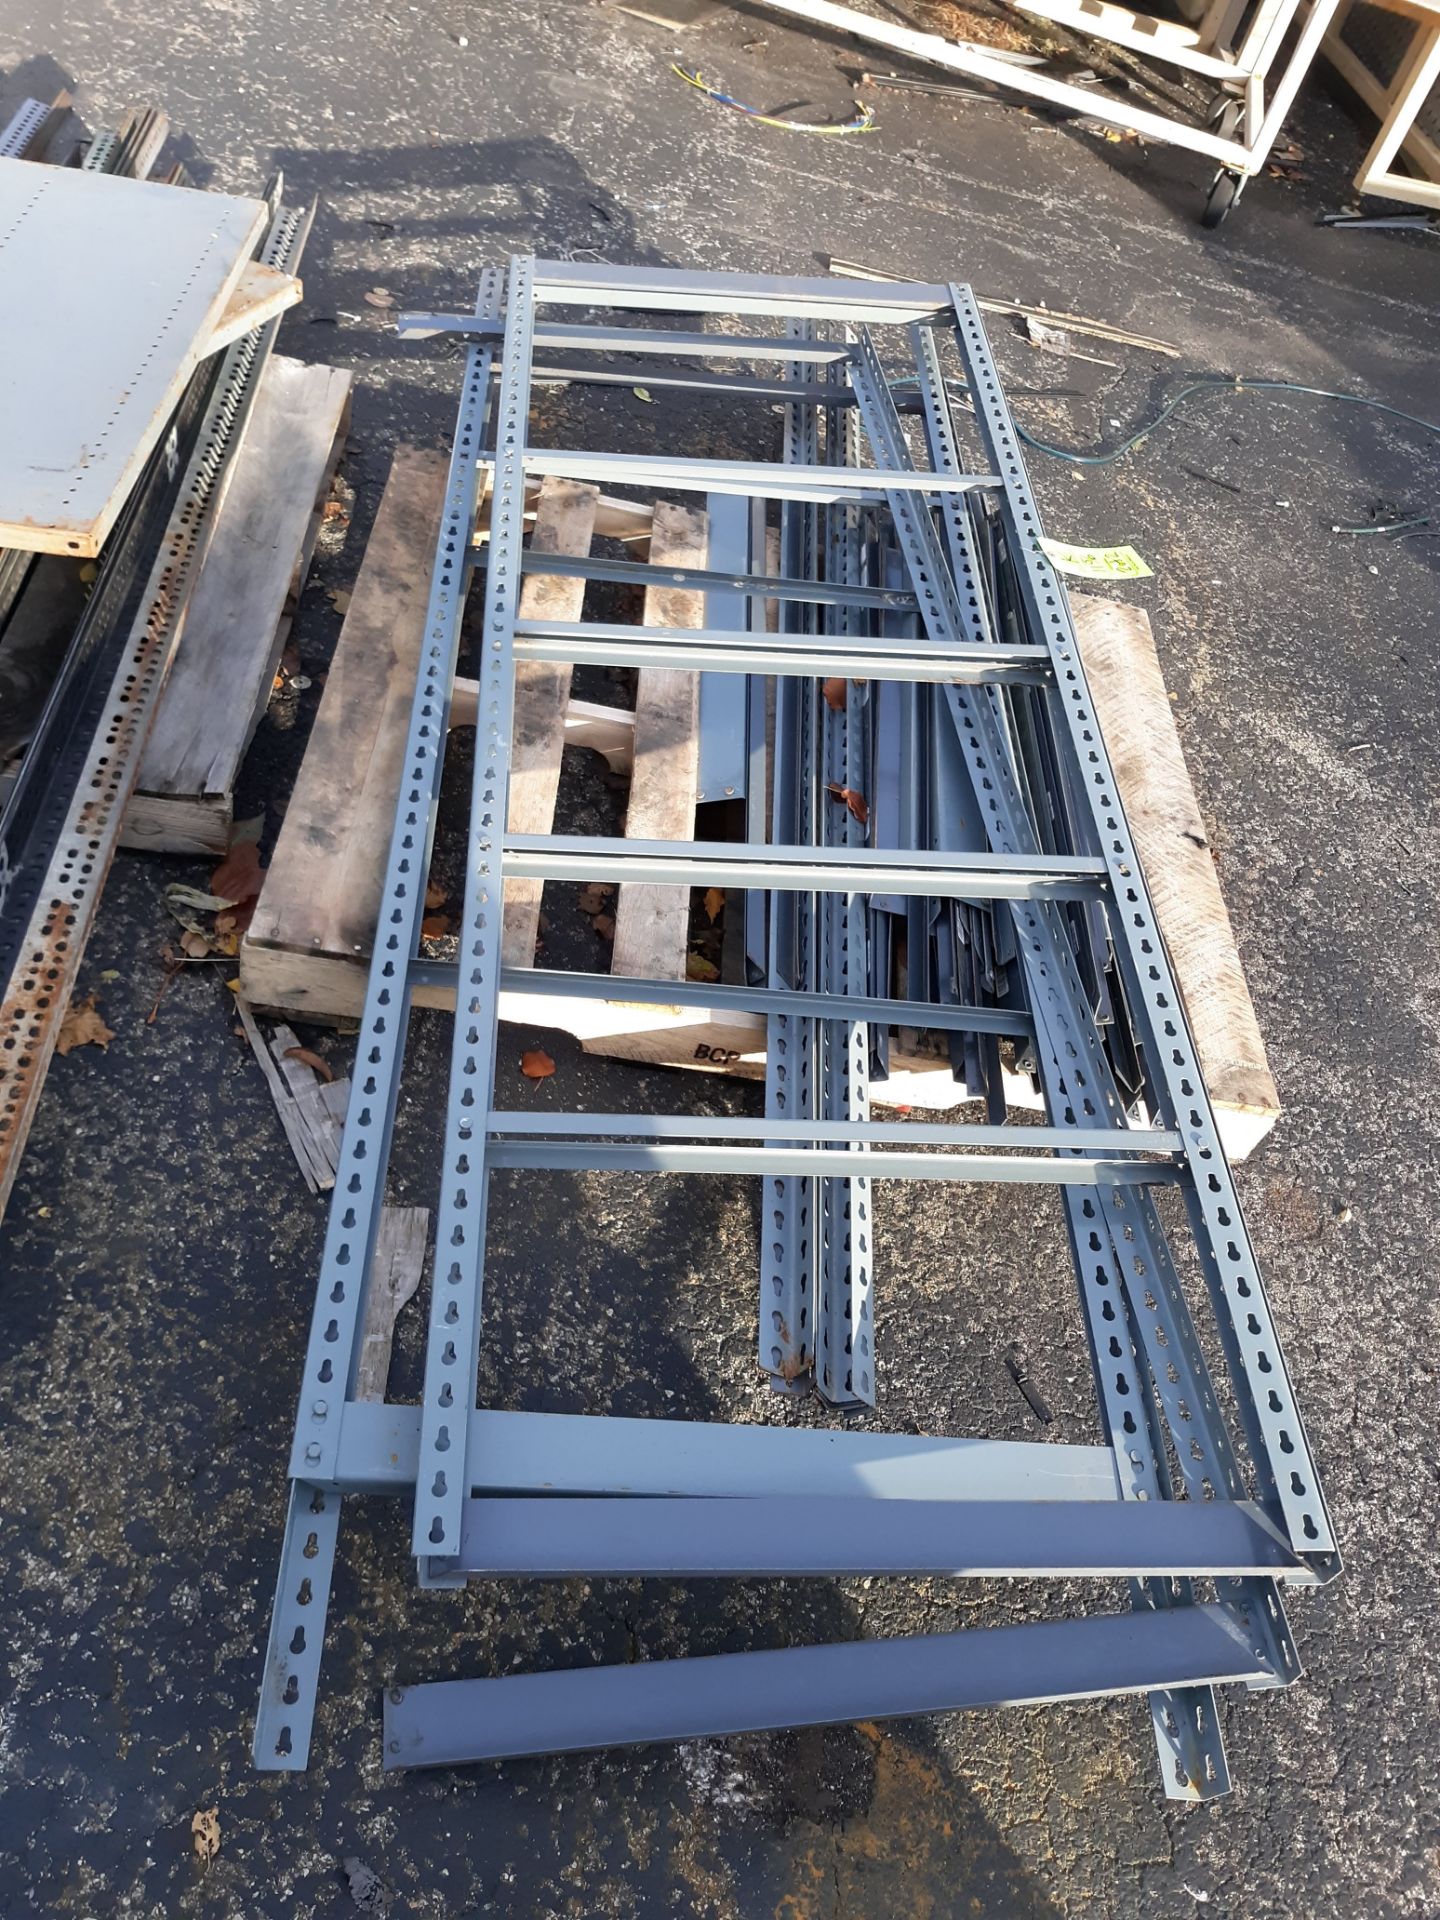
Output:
(0, 87), (349, 1219)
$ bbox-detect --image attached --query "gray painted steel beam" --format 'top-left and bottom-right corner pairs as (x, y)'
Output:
(497, 449), (998, 500)
(333, 1403), (1124, 1502)
(381, 1602), (1279, 1769)
(529, 259), (954, 323)
(450, 1495), (1306, 1580)
(500, 835), (1106, 899)
(482, 960), (1037, 1037)
(517, 548), (919, 611)
(399, 314), (858, 361)
(411, 258), (537, 1564)
(485, 1112), (1179, 1153)
(513, 617), (1050, 683)
(947, 285), (1335, 1568)
(485, 1141), (1181, 1184)
(514, 634), (1046, 685)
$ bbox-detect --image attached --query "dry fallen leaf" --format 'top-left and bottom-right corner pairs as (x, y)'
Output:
(56, 994), (115, 1056)
(577, 882), (614, 915)
(826, 782), (869, 827)
(686, 952), (720, 983)
(191, 1807), (220, 1866)
(633, 386), (654, 403)
(180, 929), (212, 960)
(520, 1048), (556, 1079)
(284, 1046), (334, 1083)
(322, 498), (349, 523)
(210, 841), (264, 907)
(328, 587), (352, 616)
(424, 880), (447, 911)
(213, 931), (241, 958)
(591, 913), (615, 941)
(822, 678), (847, 711)
(420, 912), (452, 939)
(363, 287), (395, 308)
(703, 887), (725, 923)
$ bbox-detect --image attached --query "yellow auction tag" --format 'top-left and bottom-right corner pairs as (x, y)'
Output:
(1039, 539), (1153, 581)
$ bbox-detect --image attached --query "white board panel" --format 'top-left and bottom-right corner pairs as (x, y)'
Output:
(0, 158), (267, 556)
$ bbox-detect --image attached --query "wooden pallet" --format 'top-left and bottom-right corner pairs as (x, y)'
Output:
(121, 354), (352, 854)
(241, 449), (1279, 1148)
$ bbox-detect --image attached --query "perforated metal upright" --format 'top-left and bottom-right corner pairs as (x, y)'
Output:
(254, 260), (1335, 1796)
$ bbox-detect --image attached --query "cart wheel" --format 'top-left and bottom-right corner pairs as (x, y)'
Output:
(1206, 96), (1243, 140)
(1201, 170), (1244, 228)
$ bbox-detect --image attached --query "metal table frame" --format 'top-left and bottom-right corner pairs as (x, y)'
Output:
(253, 259), (1335, 1799)
(742, 0), (1346, 224)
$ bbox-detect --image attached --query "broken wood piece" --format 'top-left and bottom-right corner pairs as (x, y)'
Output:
(203, 259), (303, 357)
(354, 1206), (430, 1402)
(234, 993), (333, 1192)
(610, 501), (708, 981)
(1070, 594), (1280, 1159)
(500, 477), (601, 967)
(123, 355), (351, 854)
(269, 1025), (349, 1184)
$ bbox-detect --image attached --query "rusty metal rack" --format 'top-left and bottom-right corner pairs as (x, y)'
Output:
(253, 258), (1336, 1798)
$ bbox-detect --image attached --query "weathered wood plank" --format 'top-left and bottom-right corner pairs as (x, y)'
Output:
(243, 446), (449, 967)
(355, 1206), (430, 1402)
(125, 355), (351, 850)
(610, 501), (707, 981)
(500, 477), (600, 967)
(1070, 593), (1280, 1158)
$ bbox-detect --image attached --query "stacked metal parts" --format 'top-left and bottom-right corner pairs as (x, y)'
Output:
(254, 258), (1336, 1800)
(0, 96), (310, 1215)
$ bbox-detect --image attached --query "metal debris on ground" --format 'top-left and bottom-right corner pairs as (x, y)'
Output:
(672, 66), (877, 133)
(252, 258), (1336, 1803)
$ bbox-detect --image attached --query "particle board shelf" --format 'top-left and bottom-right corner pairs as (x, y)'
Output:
(121, 353), (352, 855)
(204, 258), (304, 357)
(0, 158), (269, 556)
(241, 452), (1277, 1150)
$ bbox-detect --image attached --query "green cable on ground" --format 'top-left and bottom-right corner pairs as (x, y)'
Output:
(1013, 377), (1440, 467)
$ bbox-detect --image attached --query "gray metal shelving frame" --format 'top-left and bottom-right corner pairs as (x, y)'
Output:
(253, 259), (1336, 1799)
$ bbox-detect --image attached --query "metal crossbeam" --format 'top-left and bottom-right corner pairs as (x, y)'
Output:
(501, 835), (1106, 898)
(485, 1142), (1180, 1184)
(335, 1404), (1127, 1501)
(450, 1495), (1306, 1580)
(517, 552), (918, 612)
(485, 1113), (1177, 1152)
(489, 448), (1000, 501)
(400, 314), (859, 361)
(513, 618), (1050, 682)
(381, 1603), (1280, 1769)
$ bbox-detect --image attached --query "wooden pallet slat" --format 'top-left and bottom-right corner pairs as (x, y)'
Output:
(123, 354), (352, 854)
(610, 501), (708, 982)
(501, 476), (601, 968)
(1070, 594), (1280, 1157)
(243, 445), (449, 999)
